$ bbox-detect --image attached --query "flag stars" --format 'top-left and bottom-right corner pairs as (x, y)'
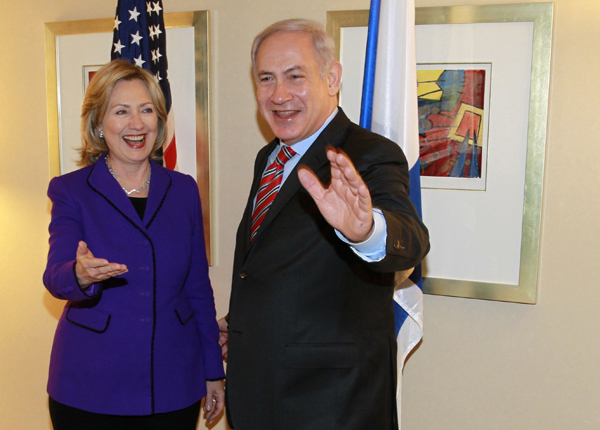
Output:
(114, 16), (121, 30)
(113, 40), (125, 55)
(151, 49), (162, 64)
(148, 25), (162, 40)
(134, 55), (146, 68)
(146, 2), (153, 15)
(129, 7), (141, 22)
(154, 72), (162, 82)
(153, 2), (162, 15)
(131, 31), (143, 46)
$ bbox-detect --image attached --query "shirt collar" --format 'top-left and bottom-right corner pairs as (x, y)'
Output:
(278, 108), (339, 156)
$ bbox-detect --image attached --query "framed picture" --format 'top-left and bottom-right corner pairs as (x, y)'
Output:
(327, 3), (553, 304)
(417, 62), (492, 191)
(83, 66), (102, 92)
(45, 11), (214, 263)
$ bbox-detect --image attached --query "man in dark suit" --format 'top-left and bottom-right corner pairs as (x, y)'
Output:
(220, 19), (430, 430)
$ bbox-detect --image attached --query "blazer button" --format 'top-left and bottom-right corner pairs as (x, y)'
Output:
(393, 240), (406, 251)
(240, 272), (247, 279)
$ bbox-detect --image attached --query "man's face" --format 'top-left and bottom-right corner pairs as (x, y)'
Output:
(255, 31), (340, 145)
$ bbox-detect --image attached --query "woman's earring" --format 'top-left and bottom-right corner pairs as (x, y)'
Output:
(99, 130), (104, 139)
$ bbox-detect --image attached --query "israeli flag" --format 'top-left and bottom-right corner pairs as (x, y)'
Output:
(359, 0), (424, 427)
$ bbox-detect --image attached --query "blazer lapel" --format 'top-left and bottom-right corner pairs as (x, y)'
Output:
(87, 154), (144, 229)
(143, 160), (171, 229)
(87, 154), (171, 232)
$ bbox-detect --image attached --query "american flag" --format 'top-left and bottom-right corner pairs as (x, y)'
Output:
(360, 0), (424, 427)
(111, 0), (177, 169)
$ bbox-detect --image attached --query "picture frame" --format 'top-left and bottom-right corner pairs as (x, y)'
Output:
(45, 11), (214, 263)
(327, 3), (553, 304)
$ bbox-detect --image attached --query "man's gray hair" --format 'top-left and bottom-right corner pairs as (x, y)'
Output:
(251, 19), (336, 81)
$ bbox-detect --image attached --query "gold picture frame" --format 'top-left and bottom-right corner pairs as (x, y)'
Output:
(44, 11), (213, 264)
(327, 3), (553, 304)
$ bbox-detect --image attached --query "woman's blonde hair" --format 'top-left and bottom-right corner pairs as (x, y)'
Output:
(80, 59), (168, 166)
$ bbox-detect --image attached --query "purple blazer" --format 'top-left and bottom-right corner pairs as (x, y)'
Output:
(43, 154), (224, 415)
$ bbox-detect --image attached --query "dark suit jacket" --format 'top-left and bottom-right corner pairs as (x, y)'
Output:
(43, 154), (225, 415)
(226, 109), (429, 430)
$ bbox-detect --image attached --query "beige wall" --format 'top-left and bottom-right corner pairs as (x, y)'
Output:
(1, 0), (598, 429)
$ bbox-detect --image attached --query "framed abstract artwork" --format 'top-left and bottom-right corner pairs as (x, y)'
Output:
(327, 3), (553, 303)
(416, 62), (492, 191)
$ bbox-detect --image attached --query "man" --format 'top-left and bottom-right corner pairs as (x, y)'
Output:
(220, 19), (429, 430)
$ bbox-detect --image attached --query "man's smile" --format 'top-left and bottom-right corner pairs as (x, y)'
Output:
(273, 110), (300, 119)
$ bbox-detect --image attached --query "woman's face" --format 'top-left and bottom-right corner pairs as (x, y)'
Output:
(100, 79), (158, 168)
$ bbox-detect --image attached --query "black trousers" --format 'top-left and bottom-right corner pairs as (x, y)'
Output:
(49, 397), (201, 430)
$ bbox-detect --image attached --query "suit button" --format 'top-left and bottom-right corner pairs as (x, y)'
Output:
(393, 240), (406, 251)
(240, 272), (247, 279)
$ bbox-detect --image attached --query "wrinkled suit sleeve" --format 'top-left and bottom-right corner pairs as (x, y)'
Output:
(346, 128), (430, 273)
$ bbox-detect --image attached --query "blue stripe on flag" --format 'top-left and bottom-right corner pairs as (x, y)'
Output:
(394, 301), (409, 335)
(360, 0), (381, 130)
(408, 161), (423, 219)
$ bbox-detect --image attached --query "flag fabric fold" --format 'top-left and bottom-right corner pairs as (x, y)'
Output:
(360, 0), (424, 427)
(111, 0), (178, 169)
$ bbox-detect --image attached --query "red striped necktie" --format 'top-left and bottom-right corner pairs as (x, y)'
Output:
(250, 145), (296, 243)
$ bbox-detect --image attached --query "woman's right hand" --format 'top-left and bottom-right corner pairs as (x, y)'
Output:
(75, 241), (128, 289)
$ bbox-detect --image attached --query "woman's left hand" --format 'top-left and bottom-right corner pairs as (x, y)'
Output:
(204, 380), (225, 423)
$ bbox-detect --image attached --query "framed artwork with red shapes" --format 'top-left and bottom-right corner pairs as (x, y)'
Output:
(328, 3), (553, 303)
(417, 63), (491, 191)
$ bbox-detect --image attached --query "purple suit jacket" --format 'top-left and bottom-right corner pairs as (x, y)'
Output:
(44, 154), (224, 415)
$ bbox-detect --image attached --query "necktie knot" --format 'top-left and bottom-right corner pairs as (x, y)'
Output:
(275, 145), (296, 166)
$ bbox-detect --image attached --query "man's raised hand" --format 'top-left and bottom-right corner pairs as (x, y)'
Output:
(297, 147), (373, 243)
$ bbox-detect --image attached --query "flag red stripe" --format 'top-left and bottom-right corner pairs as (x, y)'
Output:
(163, 135), (177, 170)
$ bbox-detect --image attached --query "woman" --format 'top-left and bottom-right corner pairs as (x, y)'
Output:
(43, 60), (225, 429)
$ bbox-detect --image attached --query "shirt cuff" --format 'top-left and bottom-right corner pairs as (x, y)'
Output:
(335, 208), (387, 262)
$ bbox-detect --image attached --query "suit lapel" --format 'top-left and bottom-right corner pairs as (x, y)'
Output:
(87, 154), (170, 232)
(248, 109), (352, 248)
(87, 154), (144, 229)
(143, 160), (171, 229)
